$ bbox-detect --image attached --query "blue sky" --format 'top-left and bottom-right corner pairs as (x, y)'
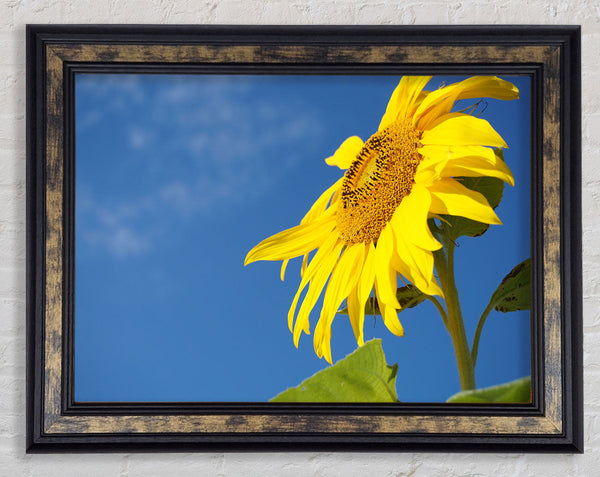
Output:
(74, 74), (531, 402)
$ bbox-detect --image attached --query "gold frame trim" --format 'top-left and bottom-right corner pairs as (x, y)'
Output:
(42, 42), (562, 436)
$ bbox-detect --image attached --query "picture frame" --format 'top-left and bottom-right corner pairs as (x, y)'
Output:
(26, 25), (582, 452)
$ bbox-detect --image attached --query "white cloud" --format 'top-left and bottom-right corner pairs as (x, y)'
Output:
(158, 181), (204, 216)
(77, 189), (157, 259)
(76, 74), (327, 259)
(79, 217), (152, 259)
(105, 227), (151, 258)
(76, 75), (146, 134)
(128, 128), (153, 150)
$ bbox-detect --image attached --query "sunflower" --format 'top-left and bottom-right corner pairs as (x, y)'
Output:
(245, 76), (519, 363)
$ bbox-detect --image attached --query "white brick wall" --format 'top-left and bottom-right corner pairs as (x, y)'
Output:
(1, 1), (596, 475)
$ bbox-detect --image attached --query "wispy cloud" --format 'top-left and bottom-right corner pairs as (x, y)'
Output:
(128, 128), (154, 150)
(76, 189), (156, 259)
(104, 227), (151, 258)
(76, 75), (326, 259)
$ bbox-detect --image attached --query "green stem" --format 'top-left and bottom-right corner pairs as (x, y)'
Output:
(470, 301), (496, 368)
(434, 242), (476, 391)
(426, 295), (449, 330)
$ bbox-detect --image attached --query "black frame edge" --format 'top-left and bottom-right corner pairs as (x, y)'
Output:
(25, 24), (46, 454)
(563, 25), (583, 454)
(24, 435), (583, 454)
(24, 24), (582, 45)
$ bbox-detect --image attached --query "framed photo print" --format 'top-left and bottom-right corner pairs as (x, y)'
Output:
(26, 25), (582, 452)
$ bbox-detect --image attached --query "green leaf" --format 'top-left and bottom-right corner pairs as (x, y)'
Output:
(337, 285), (426, 316)
(489, 258), (531, 313)
(446, 376), (531, 403)
(394, 284), (427, 309)
(270, 339), (398, 402)
(442, 148), (506, 240)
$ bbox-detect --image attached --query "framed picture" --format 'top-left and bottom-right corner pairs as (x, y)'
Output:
(26, 25), (582, 452)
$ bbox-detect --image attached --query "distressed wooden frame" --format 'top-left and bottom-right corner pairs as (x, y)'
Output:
(26, 25), (582, 452)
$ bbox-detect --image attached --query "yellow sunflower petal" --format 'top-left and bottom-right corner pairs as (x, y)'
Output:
(280, 259), (289, 281)
(357, 241), (377, 303)
(319, 243), (365, 326)
(314, 243), (364, 362)
(320, 243), (365, 326)
(419, 145), (497, 162)
(428, 178), (502, 225)
(316, 327), (333, 363)
(378, 76), (432, 131)
(440, 155), (515, 186)
(300, 252), (309, 277)
(325, 136), (364, 169)
(388, 247), (414, 287)
(381, 301), (405, 337)
(347, 287), (364, 346)
(421, 113), (508, 148)
(414, 92), (461, 131)
(390, 184), (441, 251)
(245, 212), (336, 265)
(374, 279), (405, 337)
(414, 76), (519, 130)
(411, 89), (431, 115)
(287, 233), (339, 332)
(293, 240), (343, 347)
(347, 241), (376, 346)
(301, 177), (344, 223)
(454, 76), (519, 102)
(391, 230), (442, 297)
(373, 225), (401, 308)
(414, 156), (446, 186)
(416, 145), (508, 185)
